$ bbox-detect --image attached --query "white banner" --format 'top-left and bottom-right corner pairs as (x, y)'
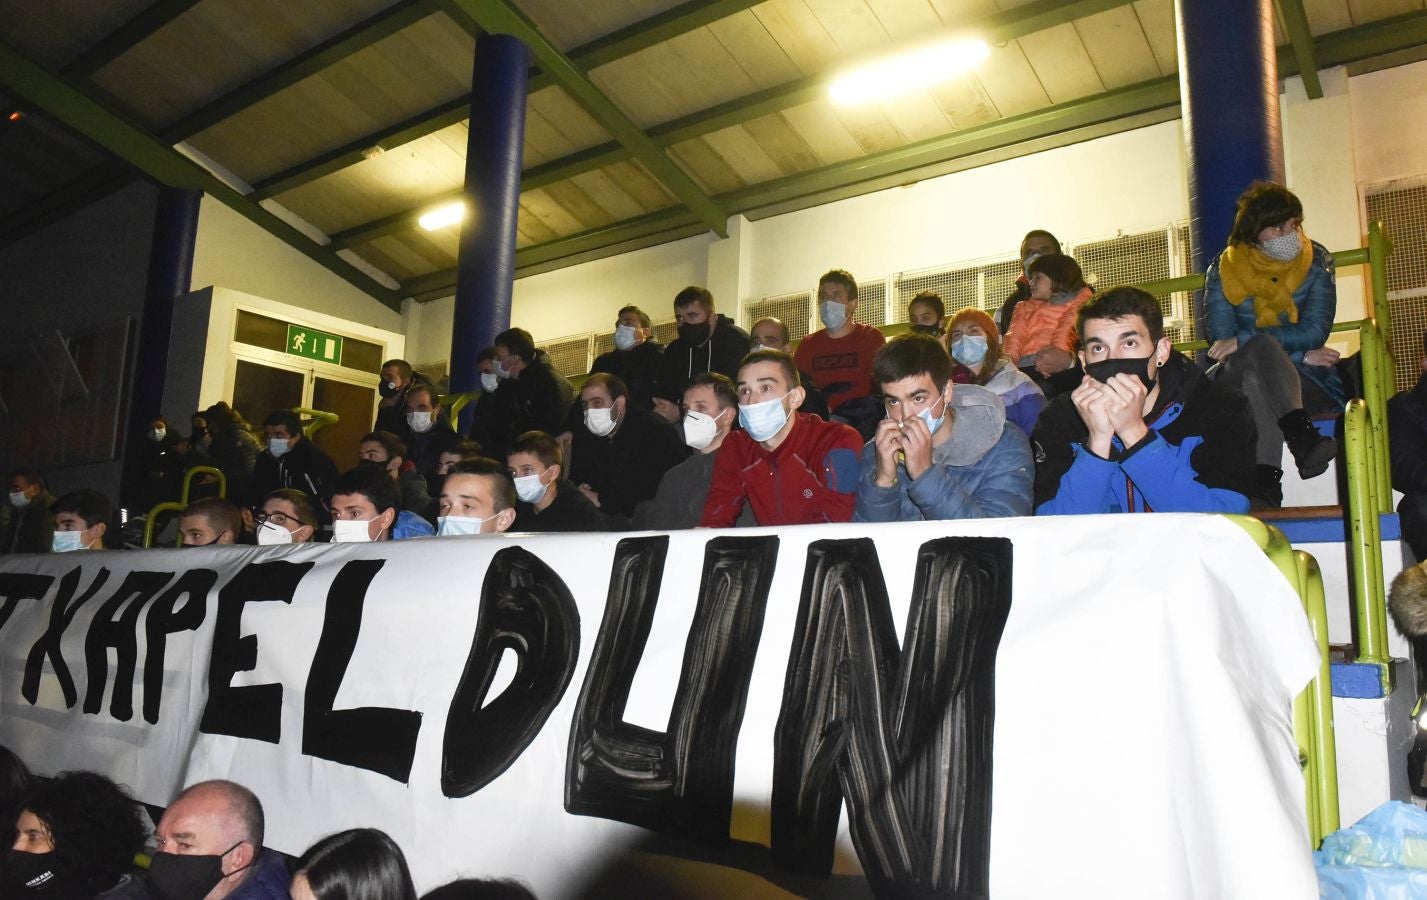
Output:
(0, 515), (1319, 899)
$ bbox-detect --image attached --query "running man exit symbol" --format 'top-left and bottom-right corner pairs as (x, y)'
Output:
(285, 324), (344, 365)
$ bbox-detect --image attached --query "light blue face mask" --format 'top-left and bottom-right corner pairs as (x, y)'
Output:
(820, 300), (848, 332)
(268, 438), (290, 458)
(951, 335), (989, 366)
(739, 393), (791, 442)
(916, 394), (948, 435)
(52, 530), (87, 552)
(437, 515), (488, 536)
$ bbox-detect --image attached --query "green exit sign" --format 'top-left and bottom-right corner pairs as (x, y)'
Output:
(285, 324), (344, 365)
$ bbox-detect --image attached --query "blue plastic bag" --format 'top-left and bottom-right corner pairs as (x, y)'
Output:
(1316, 801), (1427, 898)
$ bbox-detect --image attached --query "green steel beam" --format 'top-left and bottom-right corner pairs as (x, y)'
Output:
(1312, 8), (1427, 69)
(0, 39), (402, 308)
(440, 0), (728, 237)
(250, 0), (759, 201)
(1275, 0), (1323, 99)
(159, 0), (440, 142)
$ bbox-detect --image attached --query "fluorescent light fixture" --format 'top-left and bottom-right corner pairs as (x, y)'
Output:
(419, 201), (467, 231)
(828, 38), (990, 106)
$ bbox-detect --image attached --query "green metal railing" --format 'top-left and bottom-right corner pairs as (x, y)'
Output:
(1344, 399), (1391, 670)
(294, 407), (339, 438)
(442, 391), (480, 429)
(141, 465), (228, 548)
(1229, 516), (1340, 846)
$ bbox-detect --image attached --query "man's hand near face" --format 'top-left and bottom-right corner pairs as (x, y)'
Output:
(897, 414), (937, 481)
(1071, 377), (1115, 458)
(871, 418), (904, 488)
(1096, 373), (1150, 448)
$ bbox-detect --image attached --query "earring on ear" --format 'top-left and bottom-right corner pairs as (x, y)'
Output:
(1156, 359), (1165, 368)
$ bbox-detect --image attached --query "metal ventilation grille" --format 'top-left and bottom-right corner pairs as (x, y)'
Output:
(415, 359), (448, 391)
(1072, 227), (1184, 326)
(592, 332), (615, 359)
(651, 320), (680, 346)
(1366, 178), (1427, 392)
(894, 256), (1022, 321)
(537, 335), (589, 378)
(852, 279), (888, 327)
(745, 291), (812, 342)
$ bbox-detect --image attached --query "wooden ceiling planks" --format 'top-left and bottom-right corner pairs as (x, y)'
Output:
(705, 9), (804, 89)
(1074, 5), (1163, 89)
(803, 0), (892, 57)
(752, 0), (843, 75)
(1304, 0), (1355, 32)
(1016, 23), (1106, 105)
(741, 111), (823, 172)
(700, 122), (787, 183)
(779, 99), (869, 162)
(926, 73), (1001, 130)
(975, 41), (1052, 117)
(669, 138), (749, 193)
(0, 0), (153, 70)
(860, 0), (948, 40)
(1349, 0), (1426, 24)
(568, 167), (656, 220)
(513, 0), (693, 52)
(525, 87), (611, 161)
(1131, 0), (1178, 76)
(542, 179), (620, 230)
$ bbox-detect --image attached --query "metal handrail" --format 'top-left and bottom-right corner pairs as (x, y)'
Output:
(1344, 399), (1391, 668)
(140, 465), (229, 548)
(1227, 516), (1340, 846)
(294, 407), (339, 438)
(441, 391), (481, 430)
(141, 501), (185, 549)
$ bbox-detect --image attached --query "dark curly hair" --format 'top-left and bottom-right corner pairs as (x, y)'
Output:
(20, 772), (148, 886)
(1228, 181), (1304, 247)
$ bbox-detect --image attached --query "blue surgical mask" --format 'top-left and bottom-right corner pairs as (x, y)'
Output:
(917, 394), (948, 435)
(820, 300), (847, 331)
(951, 335), (989, 366)
(739, 394), (791, 442)
(438, 515), (488, 536)
(52, 530), (87, 552)
(268, 438), (290, 457)
(514, 472), (548, 504)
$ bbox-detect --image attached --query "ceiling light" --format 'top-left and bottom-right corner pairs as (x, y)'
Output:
(419, 201), (467, 231)
(828, 38), (991, 106)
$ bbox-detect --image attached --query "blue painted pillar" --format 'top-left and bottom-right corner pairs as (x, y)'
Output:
(450, 34), (529, 428)
(1175, 0), (1284, 290)
(129, 186), (200, 436)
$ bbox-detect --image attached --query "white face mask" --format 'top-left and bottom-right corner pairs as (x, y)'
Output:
(438, 515), (488, 536)
(514, 472), (549, 504)
(52, 530), (89, 553)
(407, 410), (435, 434)
(256, 520), (295, 545)
(332, 518), (380, 543)
(9, 491), (30, 509)
(150, 428), (166, 442)
(683, 409), (724, 450)
(613, 324), (639, 351)
(480, 372), (499, 393)
(494, 360), (511, 379)
(584, 406), (617, 437)
(739, 394), (792, 443)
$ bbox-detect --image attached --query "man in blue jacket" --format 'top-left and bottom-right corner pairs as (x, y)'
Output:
(854, 333), (1033, 522)
(1033, 287), (1257, 514)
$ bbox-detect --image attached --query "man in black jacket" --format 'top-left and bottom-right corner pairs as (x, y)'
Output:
(570, 373), (689, 526)
(653, 286), (749, 423)
(592, 305), (664, 413)
(1391, 331), (1427, 561)
(374, 358), (431, 440)
(490, 327), (574, 460)
(251, 410), (338, 517)
(996, 229), (1061, 336)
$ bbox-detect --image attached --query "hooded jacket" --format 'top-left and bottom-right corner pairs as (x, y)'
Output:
(854, 383), (1034, 522)
(654, 314), (750, 403)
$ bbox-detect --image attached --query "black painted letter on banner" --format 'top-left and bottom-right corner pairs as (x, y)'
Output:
(770, 537), (1012, 900)
(566, 535), (778, 845)
(442, 547), (581, 798)
(143, 569), (217, 724)
(83, 571), (174, 720)
(303, 559), (423, 783)
(199, 560), (313, 743)
(23, 566), (111, 707)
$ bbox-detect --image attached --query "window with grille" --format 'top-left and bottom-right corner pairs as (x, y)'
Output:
(1072, 226), (1189, 330)
(894, 257), (1021, 321)
(1365, 178), (1427, 393)
(537, 335), (590, 378)
(744, 291), (813, 342)
(651, 319), (680, 347)
(851, 279), (887, 327)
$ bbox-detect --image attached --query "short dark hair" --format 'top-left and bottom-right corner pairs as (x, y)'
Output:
(908, 291), (944, 320)
(1076, 286), (1164, 344)
(295, 828), (417, 900)
(739, 349), (800, 389)
(1229, 181), (1305, 247)
(361, 430), (407, 462)
(8, 467), (42, 489)
(332, 466), (399, 514)
(581, 372), (629, 403)
(618, 305), (652, 329)
(405, 382), (440, 408)
(21, 772), (148, 887)
(674, 285), (714, 313)
(476, 347), (497, 364)
(1027, 253), (1086, 294)
(687, 371), (737, 410)
(52, 489), (111, 530)
(441, 438), (484, 460)
(181, 497), (241, 537)
(381, 359), (414, 379)
(263, 488), (318, 528)
(509, 431), (562, 469)
(448, 458), (516, 512)
(1021, 229), (1061, 255)
(264, 409), (302, 437)
(819, 269), (858, 301)
(494, 327), (536, 362)
(874, 333), (954, 391)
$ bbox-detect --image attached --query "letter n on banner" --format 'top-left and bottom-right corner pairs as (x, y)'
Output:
(771, 537), (1011, 899)
(566, 535), (777, 845)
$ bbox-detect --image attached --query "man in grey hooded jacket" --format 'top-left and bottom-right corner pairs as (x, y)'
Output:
(854, 333), (1033, 522)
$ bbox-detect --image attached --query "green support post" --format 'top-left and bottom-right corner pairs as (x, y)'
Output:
(1344, 400), (1391, 669)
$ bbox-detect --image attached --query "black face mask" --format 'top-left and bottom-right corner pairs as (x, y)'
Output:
(357, 458), (387, 471)
(2, 850), (63, 893)
(677, 322), (710, 346)
(909, 323), (943, 337)
(1085, 356), (1157, 391)
(378, 380), (400, 399)
(147, 844), (247, 900)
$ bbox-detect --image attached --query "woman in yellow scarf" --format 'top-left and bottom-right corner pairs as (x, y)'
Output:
(1203, 182), (1343, 508)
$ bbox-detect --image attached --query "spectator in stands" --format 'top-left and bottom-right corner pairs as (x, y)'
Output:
(256, 489), (317, 545)
(437, 458), (517, 537)
(489, 328), (574, 459)
(1033, 287), (1256, 515)
(653, 286), (749, 423)
(0, 745), (32, 846)
(291, 828), (416, 900)
(202, 402), (261, 504)
(1390, 330), (1427, 561)
(634, 372), (753, 530)
(701, 350), (862, 527)
(375, 359), (430, 440)
(151, 779), (289, 900)
(403, 384), (458, 482)
(330, 467), (434, 542)
(507, 431), (602, 532)
(50, 489), (111, 552)
(570, 373), (689, 525)
(748, 316), (830, 420)
(997, 229), (1062, 336)
(429, 439), (483, 519)
(178, 497), (242, 547)
(251, 410), (337, 515)
(359, 431), (433, 519)
(1002, 253), (1092, 398)
(907, 291), (946, 337)
(947, 308), (1045, 436)
(3, 468), (54, 555)
(855, 334), (1033, 522)
(468, 348), (502, 453)
(1204, 181), (1341, 506)
(421, 879), (537, 900)
(5, 771), (148, 899)
(591, 305), (664, 413)
(123, 415), (184, 516)
(794, 269), (887, 437)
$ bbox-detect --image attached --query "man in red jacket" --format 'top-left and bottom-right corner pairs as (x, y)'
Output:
(699, 350), (862, 527)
